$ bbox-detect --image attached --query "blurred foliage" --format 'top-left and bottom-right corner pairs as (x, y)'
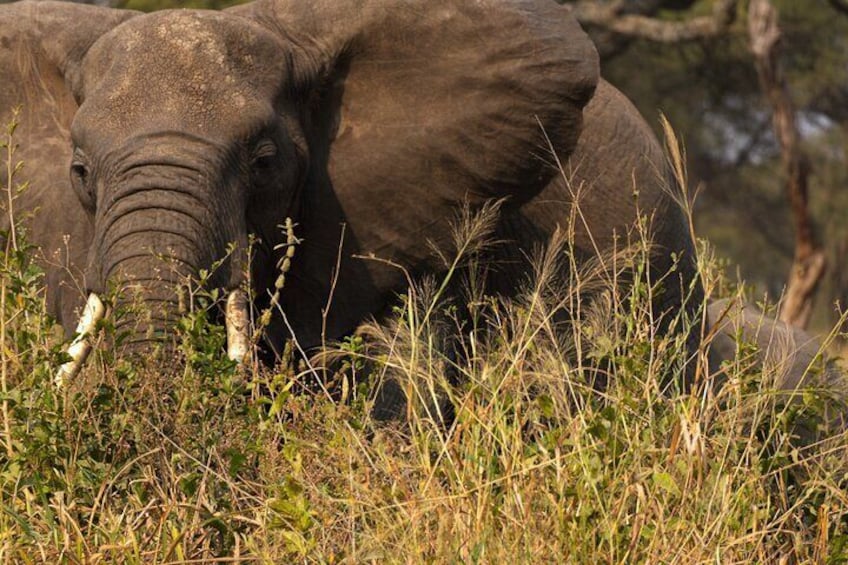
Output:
(565, 0), (848, 331)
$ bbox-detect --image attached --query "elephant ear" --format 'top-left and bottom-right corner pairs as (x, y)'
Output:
(237, 0), (598, 208)
(0, 1), (137, 135)
(232, 0), (599, 344)
(0, 1), (136, 325)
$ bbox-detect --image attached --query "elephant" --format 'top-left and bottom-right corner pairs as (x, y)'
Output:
(1, 0), (841, 423)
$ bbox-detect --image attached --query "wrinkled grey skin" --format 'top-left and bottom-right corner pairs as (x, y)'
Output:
(2, 0), (836, 421)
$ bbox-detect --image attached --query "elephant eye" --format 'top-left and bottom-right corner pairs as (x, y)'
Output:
(251, 140), (278, 171)
(70, 150), (95, 211)
(71, 163), (87, 182)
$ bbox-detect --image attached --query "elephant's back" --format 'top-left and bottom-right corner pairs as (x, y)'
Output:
(552, 80), (676, 248)
(490, 79), (702, 348)
(499, 80), (691, 265)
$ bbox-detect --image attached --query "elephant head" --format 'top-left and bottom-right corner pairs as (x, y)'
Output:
(0, 0), (600, 366)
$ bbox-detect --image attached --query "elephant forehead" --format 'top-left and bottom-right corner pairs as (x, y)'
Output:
(153, 14), (231, 62)
(81, 11), (285, 133)
(109, 11), (282, 71)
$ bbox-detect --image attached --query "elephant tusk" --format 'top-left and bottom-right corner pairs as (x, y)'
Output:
(226, 289), (250, 364)
(55, 293), (106, 387)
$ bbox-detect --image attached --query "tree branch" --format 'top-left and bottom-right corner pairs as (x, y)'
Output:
(748, 0), (826, 328)
(572, 0), (739, 42)
(829, 0), (848, 16)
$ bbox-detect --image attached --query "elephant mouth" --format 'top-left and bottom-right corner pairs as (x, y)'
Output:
(54, 288), (251, 386)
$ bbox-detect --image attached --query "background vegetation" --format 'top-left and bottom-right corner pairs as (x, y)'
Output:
(565, 0), (848, 331)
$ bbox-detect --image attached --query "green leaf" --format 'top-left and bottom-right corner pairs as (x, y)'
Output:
(536, 394), (555, 418)
(651, 471), (681, 497)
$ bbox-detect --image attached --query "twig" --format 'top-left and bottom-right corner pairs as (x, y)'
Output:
(1, 108), (21, 458)
(321, 222), (346, 351)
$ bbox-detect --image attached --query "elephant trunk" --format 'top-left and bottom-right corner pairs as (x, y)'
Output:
(57, 273), (251, 383)
(110, 268), (187, 356)
(105, 264), (251, 365)
(89, 158), (248, 364)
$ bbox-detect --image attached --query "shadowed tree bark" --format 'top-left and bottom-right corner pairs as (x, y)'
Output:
(562, 0), (739, 60)
(748, 0), (826, 329)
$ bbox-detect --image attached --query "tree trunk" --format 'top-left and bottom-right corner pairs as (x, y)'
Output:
(748, 0), (826, 329)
